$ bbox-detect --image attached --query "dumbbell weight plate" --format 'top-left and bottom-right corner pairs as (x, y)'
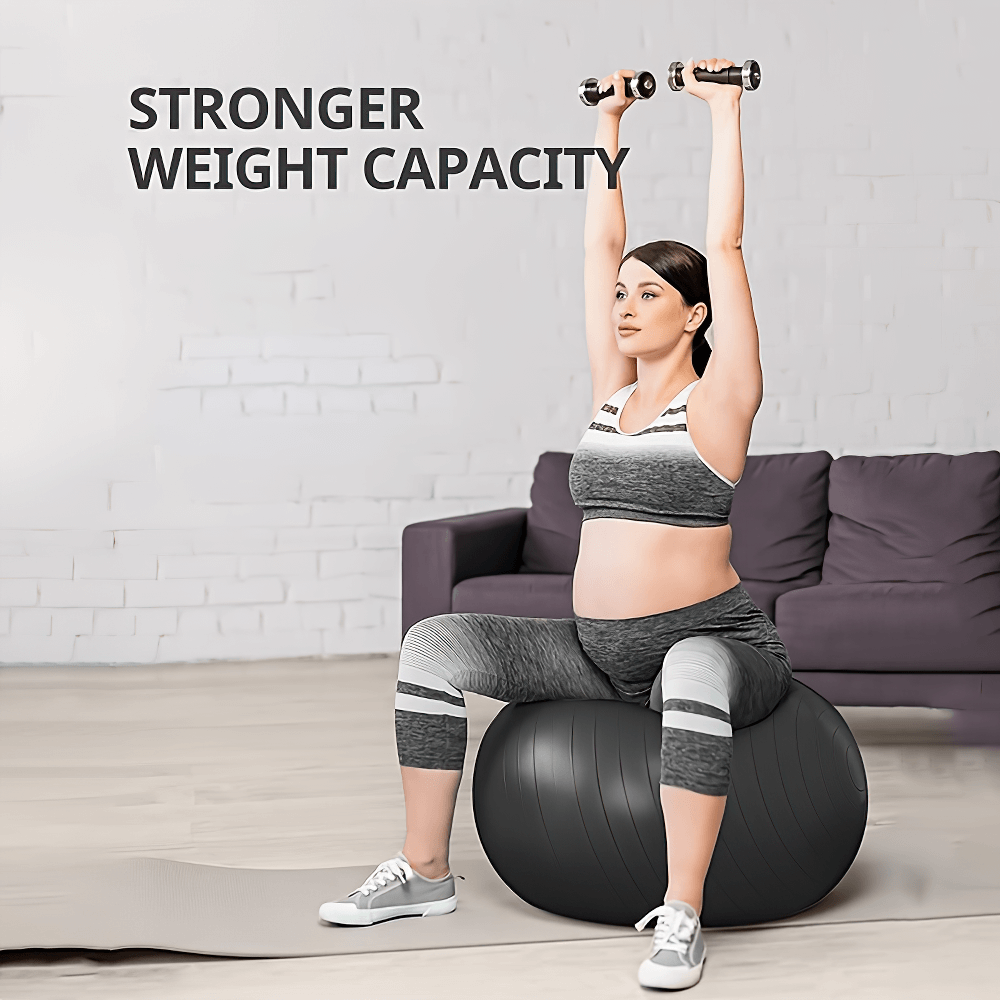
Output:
(741, 60), (761, 91)
(578, 77), (601, 106)
(627, 71), (656, 100)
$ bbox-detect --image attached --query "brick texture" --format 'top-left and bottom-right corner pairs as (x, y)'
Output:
(0, 0), (997, 663)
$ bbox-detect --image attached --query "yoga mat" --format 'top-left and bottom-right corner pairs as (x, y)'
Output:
(2, 857), (633, 957)
(4, 823), (1000, 958)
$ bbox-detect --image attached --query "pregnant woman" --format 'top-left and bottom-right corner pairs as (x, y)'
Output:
(319, 58), (792, 991)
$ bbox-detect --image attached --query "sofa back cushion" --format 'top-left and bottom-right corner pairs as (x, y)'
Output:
(821, 452), (1000, 585)
(728, 452), (833, 583)
(519, 451), (583, 574)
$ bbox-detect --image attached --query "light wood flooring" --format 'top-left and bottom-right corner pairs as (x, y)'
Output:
(1, 657), (998, 998)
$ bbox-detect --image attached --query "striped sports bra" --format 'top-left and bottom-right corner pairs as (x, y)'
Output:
(568, 379), (738, 527)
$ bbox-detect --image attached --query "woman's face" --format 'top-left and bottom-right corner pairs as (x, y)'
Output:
(613, 256), (706, 358)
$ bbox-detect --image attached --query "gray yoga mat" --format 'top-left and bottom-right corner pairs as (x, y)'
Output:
(4, 822), (1000, 957)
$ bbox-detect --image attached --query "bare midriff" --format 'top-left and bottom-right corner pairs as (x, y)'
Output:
(572, 518), (741, 620)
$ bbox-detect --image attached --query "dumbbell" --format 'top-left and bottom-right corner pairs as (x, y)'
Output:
(667, 59), (761, 91)
(578, 71), (656, 107)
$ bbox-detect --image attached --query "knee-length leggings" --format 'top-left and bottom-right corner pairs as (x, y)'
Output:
(395, 582), (793, 797)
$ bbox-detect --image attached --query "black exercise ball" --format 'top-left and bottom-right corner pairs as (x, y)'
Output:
(472, 680), (867, 927)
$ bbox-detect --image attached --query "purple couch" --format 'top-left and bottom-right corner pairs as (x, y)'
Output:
(401, 450), (1000, 742)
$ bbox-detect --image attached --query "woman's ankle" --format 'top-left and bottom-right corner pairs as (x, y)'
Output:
(664, 885), (703, 916)
(401, 847), (450, 880)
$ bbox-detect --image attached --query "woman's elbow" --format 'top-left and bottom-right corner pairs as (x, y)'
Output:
(584, 236), (626, 257)
(705, 235), (743, 256)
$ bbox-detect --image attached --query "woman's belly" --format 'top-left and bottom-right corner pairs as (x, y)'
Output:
(572, 518), (741, 620)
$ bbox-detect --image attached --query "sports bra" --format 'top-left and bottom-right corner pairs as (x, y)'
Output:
(567, 379), (738, 527)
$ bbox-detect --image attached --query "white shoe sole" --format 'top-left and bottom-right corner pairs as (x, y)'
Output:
(319, 895), (457, 926)
(637, 956), (704, 990)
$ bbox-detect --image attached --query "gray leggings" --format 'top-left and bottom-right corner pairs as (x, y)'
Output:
(395, 583), (792, 796)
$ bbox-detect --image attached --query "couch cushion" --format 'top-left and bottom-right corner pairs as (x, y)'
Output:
(775, 581), (1000, 672)
(453, 573), (574, 619)
(820, 452), (1000, 585)
(729, 451), (832, 584)
(741, 573), (820, 624)
(777, 451), (1000, 673)
(519, 452), (582, 574)
(788, 670), (1000, 710)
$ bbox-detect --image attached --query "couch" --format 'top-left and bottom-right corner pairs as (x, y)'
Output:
(401, 450), (1000, 743)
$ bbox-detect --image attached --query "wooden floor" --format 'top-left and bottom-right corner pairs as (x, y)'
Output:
(1, 657), (998, 998)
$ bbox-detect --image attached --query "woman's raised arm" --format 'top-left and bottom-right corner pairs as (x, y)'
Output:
(684, 58), (763, 417)
(583, 71), (638, 413)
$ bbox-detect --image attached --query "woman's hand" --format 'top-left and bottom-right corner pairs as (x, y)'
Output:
(682, 58), (741, 108)
(596, 69), (640, 119)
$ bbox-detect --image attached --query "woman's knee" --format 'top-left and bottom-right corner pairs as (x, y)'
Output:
(399, 614), (470, 687)
(398, 615), (469, 706)
(660, 636), (733, 711)
(396, 616), (469, 770)
(658, 637), (734, 796)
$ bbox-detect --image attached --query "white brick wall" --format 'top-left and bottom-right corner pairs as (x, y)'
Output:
(1, 0), (998, 664)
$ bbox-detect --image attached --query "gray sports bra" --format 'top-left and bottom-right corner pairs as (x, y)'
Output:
(568, 379), (738, 527)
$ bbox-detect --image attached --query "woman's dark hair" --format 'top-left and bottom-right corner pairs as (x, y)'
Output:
(620, 240), (712, 376)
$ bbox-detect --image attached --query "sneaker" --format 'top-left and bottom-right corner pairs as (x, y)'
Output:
(635, 900), (706, 989)
(318, 855), (457, 926)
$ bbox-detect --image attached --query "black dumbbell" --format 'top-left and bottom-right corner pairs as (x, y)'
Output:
(667, 60), (761, 92)
(578, 71), (656, 107)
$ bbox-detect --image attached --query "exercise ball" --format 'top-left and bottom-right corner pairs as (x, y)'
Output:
(472, 680), (867, 927)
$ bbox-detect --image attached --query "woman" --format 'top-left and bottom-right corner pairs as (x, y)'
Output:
(319, 59), (792, 992)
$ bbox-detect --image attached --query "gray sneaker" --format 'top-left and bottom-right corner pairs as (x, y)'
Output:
(635, 900), (706, 989)
(318, 856), (457, 926)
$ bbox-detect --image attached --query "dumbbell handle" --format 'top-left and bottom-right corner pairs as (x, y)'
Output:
(668, 60), (761, 92)
(578, 71), (656, 107)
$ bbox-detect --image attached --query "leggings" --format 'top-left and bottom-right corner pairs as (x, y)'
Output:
(395, 582), (792, 796)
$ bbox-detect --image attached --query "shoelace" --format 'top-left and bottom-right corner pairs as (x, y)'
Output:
(635, 904), (698, 956)
(354, 857), (413, 897)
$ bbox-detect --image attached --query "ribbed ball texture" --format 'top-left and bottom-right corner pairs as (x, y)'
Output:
(472, 679), (867, 926)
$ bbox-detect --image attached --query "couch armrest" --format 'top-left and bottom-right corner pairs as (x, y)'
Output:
(401, 507), (529, 639)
